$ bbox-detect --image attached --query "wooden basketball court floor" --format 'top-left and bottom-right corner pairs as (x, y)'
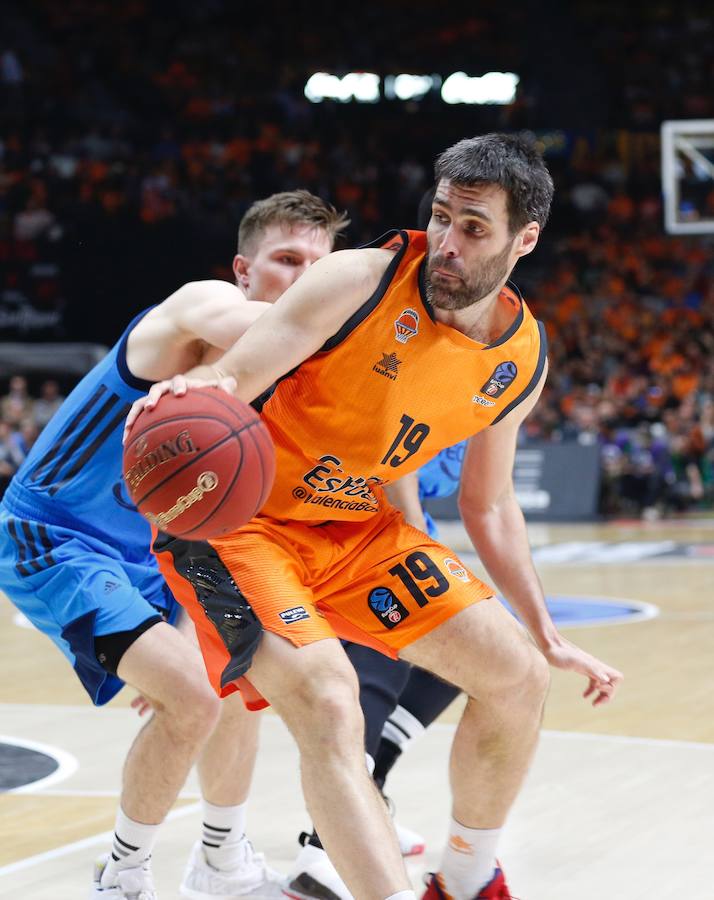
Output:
(1, 518), (713, 899)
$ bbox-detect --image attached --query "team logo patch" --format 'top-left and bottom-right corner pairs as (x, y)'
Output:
(279, 605), (311, 624)
(444, 557), (470, 583)
(394, 308), (420, 343)
(367, 586), (410, 629)
(480, 361), (518, 398)
(372, 352), (402, 380)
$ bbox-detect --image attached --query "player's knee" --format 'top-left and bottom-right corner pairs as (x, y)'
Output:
(155, 672), (221, 737)
(288, 664), (362, 748)
(465, 640), (549, 712)
(507, 643), (550, 709)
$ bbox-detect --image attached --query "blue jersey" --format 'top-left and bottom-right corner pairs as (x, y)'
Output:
(418, 441), (467, 537)
(3, 309), (154, 562)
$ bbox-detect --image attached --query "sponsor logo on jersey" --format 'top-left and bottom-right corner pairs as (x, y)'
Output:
(444, 557), (470, 583)
(372, 352), (402, 380)
(279, 605), (311, 624)
(394, 308), (420, 343)
(297, 454), (383, 511)
(367, 586), (410, 629)
(480, 361), (518, 398)
(144, 470), (218, 530)
(472, 395), (496, 407)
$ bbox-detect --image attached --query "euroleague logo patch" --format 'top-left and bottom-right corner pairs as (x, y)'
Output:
(367, 586), (410, 629)
(480, 361), (518, 399)
(394, 308), (419, 344)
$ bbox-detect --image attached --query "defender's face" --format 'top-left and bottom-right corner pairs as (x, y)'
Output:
(233, 223), (333, 303)
(425, 179), (536, 310)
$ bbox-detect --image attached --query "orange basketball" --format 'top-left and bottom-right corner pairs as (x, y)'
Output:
(122, 387), (275, 540)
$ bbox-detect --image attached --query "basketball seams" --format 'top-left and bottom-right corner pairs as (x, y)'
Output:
(173, 437), (247, 539)
(242, 416), (266, 518)
(129, 419), (263, 507)
(248, 417), (275, 512)
(188, 387), (257, 428)
(125, 413), (235, 452)
(167, 418), (270, 538)
(124, 387), (274, 538)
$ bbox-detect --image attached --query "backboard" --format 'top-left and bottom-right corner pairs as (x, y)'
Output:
(661, 119), (714, 234)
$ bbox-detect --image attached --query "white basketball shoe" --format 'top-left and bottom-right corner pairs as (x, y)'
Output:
(283, 836), (352, 900)
(91, 854), (157, 899)
(180, 837), (285, 899)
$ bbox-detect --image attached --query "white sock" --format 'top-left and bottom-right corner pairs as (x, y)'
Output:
(381, 704), (425, 753)
(439, 818), (501, 899)
(106, 808), (159, 877)
(384, 892), (416, 900)
(201, 799), (248, 870)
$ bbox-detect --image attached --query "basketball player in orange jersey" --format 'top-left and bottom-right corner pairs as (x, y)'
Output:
(0, 190), (346, 900)
(134, 134), (624, 900)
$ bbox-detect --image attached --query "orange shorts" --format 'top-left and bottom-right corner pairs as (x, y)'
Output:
(155, 505), (494, 704)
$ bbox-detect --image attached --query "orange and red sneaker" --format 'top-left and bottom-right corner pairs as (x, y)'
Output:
(422, 867), (514, 900)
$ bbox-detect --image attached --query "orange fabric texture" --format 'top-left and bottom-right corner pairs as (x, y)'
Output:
(258, 229), (545, 525)
(209, 503), (494, 656)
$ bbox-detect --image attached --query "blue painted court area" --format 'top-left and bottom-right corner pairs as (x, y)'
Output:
(501, 595), (658, 628)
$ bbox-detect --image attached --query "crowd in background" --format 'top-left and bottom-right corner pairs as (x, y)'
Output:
(0, 376), (63, 494)
(1, 0), (713, 517)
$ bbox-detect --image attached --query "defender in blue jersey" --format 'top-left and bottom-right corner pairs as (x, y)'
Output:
(0, 190), (347, 900)
(0, 316), (181, 704)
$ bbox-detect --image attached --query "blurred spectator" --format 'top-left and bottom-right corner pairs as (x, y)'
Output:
(0, 0), (712, 518)
(0, 420), (25, 497)
(33, 379), (65, 428)
(1, 376), (34, 427)
(11, 416), (39, 458)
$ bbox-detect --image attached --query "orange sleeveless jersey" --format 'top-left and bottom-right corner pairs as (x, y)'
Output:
(258, 229), (546, 524)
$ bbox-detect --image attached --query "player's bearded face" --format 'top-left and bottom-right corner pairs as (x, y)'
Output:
(425, 238), (513, 310)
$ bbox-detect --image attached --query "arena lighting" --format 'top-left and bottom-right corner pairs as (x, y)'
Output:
(384, 73), (437, 101)
(304, 71), (519, 104)
(441, 71), (519, 105)
(304, 72), (380, 103)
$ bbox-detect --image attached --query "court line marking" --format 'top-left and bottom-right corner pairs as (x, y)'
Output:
(13, 787), (202, 798)
(499, 595), (660, 629)
(0, 734), (78, 793)
(0, 801), (200, 877)
(1, 721), (712, 879)
(430, 722), (714, 751)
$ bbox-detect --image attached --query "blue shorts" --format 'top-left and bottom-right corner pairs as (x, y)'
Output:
(0, 506), (179, 705)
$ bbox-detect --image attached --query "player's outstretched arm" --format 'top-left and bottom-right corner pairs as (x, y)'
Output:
(126, 280), (269, 380)
(124, 249), (392, 437)
(459, 363), (623, 706)
(197, 249), (390, 401)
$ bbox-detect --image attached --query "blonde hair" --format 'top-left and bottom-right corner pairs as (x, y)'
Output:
(238, 190), (350, 254)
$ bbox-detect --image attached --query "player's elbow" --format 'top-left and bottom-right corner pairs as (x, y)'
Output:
(458, 483), (514, 523)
